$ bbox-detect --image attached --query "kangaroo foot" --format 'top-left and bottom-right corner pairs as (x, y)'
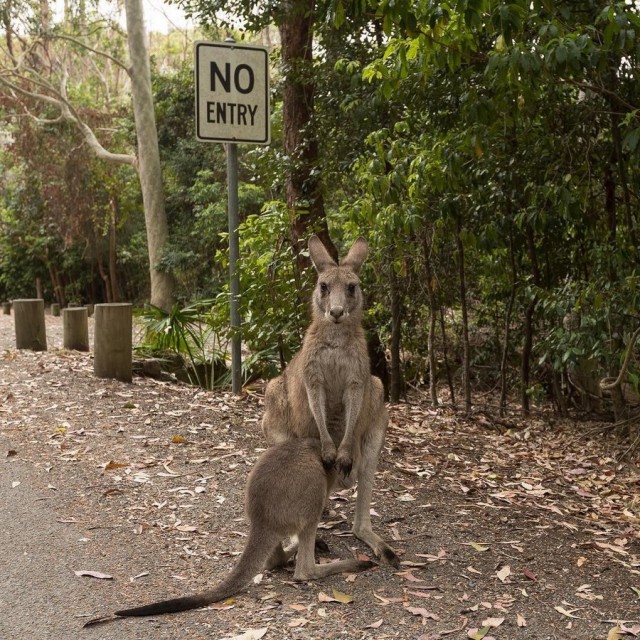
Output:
(353, 525), (400, 568)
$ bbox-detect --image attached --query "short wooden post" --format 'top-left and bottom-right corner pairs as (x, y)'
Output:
(86, 304), (94, 317)
(13, 299), (47, 351)
(94, 303), (132, 383)
(51, 303), (60, 317)
(63, 307), (89, 352)
(2, 302), (11, 315)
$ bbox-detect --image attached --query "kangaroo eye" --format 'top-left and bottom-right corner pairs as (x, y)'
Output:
(347, 283), (356, 295)
(320, 282), (328, 293)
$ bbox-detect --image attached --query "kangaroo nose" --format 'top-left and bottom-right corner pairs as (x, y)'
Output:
(330, 306), (344, 319)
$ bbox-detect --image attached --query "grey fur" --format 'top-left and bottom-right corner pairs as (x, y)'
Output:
(262, 235), (399, 566)
(114, 439), (375, 618)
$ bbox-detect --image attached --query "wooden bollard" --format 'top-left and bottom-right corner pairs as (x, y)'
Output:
(2, 302), (11, 315)
(94, 303), (132, 383)
(13, 299), (47, 351)
(51, 303), (60, 317)
(63, 307), (89, 352)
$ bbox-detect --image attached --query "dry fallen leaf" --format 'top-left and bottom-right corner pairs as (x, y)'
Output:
(516, 613), (527, 627)
(104, 460), (128, 470)
(288, 618), (310, 628)
(74, 570), (113, 580)
(405, 606), (440, 621)
(468, 542), (490, 552)
(331, 589), (353, 604)
(607, 627), (624, 640)
(554, 606), (580, 619)
(366, 619), (383, 629)
(227, 628), (268, 640)
(467, 627), (491, 640)
(496, 565), (511, 583)
(482, 617), (504, 628)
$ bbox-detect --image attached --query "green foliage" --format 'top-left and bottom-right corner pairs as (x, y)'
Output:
(136, 301), (229, 389)
(237, 202), (309, 377)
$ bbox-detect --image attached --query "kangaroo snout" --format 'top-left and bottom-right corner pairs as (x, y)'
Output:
(330, 306), (344, 320)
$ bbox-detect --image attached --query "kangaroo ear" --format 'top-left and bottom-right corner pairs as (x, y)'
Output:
(308, 235), (337, 273)
(341, 237), (368, 273)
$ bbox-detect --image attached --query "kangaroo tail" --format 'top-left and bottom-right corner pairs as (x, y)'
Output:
(115, 529), (278, 617)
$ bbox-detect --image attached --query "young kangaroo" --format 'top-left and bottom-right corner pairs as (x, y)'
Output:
(262, 235), (399, 566)
(112, 439), (374, 618)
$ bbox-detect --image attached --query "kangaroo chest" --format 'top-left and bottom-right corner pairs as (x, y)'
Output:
(305, 340), (366, 403)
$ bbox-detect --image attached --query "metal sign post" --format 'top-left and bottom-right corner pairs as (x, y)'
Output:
(195, 38), (270, 395)
(226, 140), (241, 394)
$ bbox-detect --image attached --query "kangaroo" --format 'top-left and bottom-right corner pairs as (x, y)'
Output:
(111, 439), (375, 618)
(262, 235), (399, 566)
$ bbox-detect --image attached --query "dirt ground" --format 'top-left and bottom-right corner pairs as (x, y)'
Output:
(1, 312), (639, 640)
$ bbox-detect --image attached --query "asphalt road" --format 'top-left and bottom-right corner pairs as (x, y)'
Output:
(0, 433), (149, 640)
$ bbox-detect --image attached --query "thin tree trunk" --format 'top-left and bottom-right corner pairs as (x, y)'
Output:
(47, 264), (65, 307)
(499, 232), (517, 416)
(422, 232), (438, 407)
(97, 255), (113, 302)
(521, 223), (541, 416)
(1, 0), (14, 57)
(439, 306), (455, 404)
(109, 197), (120, 303)
(456, 214), (471, 413)
(389, 265), (403, 403)
(278, 0), (336, 266)
(124, 0), (175, 311)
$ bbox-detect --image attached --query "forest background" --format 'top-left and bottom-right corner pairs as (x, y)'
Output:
(1, 0), (639, 428)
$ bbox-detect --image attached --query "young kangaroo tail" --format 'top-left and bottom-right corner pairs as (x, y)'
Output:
(115, 529), (278, 617)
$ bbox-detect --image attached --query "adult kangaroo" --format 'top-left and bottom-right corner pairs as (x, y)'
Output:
(109, 439), (374, 619)
(262, 235), (399, 566)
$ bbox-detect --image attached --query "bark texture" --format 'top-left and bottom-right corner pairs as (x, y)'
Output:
(124, 0), (175, 311)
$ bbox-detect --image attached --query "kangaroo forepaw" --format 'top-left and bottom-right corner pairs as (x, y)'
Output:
(336, 452), (353, 477)
(321, 442), (337, 470)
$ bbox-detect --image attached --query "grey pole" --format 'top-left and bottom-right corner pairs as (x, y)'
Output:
(224, 35), (242, 395)
(226, 139), (242, 395)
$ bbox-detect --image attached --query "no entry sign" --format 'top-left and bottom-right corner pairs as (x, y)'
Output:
(195, 41), (270, 144)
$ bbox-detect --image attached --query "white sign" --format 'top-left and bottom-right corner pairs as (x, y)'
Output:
(195, 41), (270, 144)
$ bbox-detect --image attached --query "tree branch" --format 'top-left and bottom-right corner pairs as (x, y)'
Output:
(0, 75), (136, 167)
(53, 33), (131, 75)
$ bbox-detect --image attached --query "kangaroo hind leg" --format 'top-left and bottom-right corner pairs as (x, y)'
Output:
(293, 524), (376, 581)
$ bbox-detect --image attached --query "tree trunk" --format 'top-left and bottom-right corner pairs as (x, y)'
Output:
(278, 0), (336, 266)
(439, 306), (455, 404)
(124, 0), (175, 311)
(456, 214), (471, 413)
(109, 196), (120, 302)
(97, 254), (113, 303)
(499, 233), (517, 416)
(521, 223), (541, 416)
(422, 232), (438, 407)
(389, 265), (403, 403)
(1, 0), (14, 57)
(47, 264), (66, 308)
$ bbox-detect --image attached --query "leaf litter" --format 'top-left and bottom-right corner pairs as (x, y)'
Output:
(0, 315), (639, 638)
